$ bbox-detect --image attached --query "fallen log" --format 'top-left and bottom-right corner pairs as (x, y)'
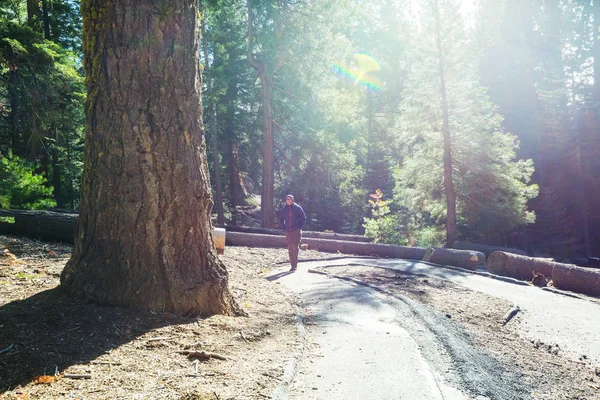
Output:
(452, 241), (526, 257)
(217, 224), (373, 243)
(422, 248), (484, 271)
(552, 263), (600, 297)
(487, 252), (567, 281)
(0, 210), (77, 243)
(225, 231), (428, 260)
(0, 210), (373, 245)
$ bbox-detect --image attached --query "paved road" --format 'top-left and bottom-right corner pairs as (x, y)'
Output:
(270, 267), (470, 400)
(300, 257), (600, 365)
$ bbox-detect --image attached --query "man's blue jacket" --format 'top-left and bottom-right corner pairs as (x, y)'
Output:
(278, 203), (306, 231)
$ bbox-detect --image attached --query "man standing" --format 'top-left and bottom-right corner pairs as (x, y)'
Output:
(278, 194), (306, 271)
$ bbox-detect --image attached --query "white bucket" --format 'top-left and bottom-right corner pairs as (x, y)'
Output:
(212, 227), (226, 254)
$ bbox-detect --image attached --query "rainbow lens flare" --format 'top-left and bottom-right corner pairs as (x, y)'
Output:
(332, 53), (383, 91)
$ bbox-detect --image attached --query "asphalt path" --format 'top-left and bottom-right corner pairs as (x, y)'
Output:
(299, 257), (600, 366)
(268, 260), (534, 400)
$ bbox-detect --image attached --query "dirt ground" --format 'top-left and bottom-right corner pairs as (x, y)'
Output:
(1, 235), (599, 399)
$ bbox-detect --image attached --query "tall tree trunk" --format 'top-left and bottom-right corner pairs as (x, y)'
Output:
(8, 66), (19, 152)
(52, 122), (62, 208)
(433, 0), (458, 247)
(61, 0), (240, 316)
(260, 70), (275, 228)
(27, 0), (41, 28)
(41, 0), (51, 39)
(200, 0), (224, 225)
(247, 0), (279, 228)
(594, 0), (600, 104)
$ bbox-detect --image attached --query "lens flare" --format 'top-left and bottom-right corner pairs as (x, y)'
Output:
(332, 53), (383, 91)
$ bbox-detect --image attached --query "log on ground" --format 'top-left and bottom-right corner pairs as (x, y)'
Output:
(486, 252), (565, 281)
(422, 248), (484, 271)
(552, 264), (600, 297)
(0, 210), (373, 245)
(0, 210), (77, 243)
(217, 224), (373, 243)
(452, 241), (526, 257)
(225, 231), (427, 260)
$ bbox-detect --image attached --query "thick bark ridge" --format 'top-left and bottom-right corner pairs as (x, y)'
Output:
(61, 0), (239, 316)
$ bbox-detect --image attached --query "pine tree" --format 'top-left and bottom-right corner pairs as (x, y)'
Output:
(394, 0), (538, 245)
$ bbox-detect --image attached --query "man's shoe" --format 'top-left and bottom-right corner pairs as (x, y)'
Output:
(289, 267), (297, 272)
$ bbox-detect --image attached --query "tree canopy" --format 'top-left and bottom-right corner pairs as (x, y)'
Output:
(1, 0), (599, 260)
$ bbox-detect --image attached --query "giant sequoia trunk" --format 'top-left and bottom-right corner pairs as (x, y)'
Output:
(61, 0), (239, 316)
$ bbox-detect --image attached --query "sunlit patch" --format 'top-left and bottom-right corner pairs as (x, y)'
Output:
(332, 53), (383, 91)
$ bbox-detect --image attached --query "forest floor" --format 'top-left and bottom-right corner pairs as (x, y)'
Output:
(0, 234), (599, 399)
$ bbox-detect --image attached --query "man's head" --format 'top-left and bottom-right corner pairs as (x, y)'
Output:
(285, 194), (294, 205)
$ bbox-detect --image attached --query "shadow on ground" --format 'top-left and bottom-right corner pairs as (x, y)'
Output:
(0, 287), (185, 391)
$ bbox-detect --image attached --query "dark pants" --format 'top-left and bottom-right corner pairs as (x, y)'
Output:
(285, 229), (302, 269)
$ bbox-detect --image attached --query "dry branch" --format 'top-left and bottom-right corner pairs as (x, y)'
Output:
(178, 350), (228, 361)
(0, 344), (14, 355)
(63, 374), (92, 379)
(500, 304), (520, 326)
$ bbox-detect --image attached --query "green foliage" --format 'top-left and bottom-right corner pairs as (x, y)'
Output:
(0, 151), (56, 209)
(0, 3), (85, 209)
(363, 189), (407, 245)
(392, 0), (538, 244)
(412, 226), (445, 249)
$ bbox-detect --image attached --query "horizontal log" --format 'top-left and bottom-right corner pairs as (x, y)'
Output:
(452, 241), (526, 257)
(552, 264), (600, 297)
(225, 231), (428, 260)
(487, 252), (567, 281)
(0, 209), (77, 243)
(217, 224), (373, 243)
(423, 248), (485, 271)
(0, 210), (373, 245)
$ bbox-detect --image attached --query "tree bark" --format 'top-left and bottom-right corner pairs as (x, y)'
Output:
(199, 0), (224, 226)
(60, 0), (239, 316)
(433, 0), (458, 247)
